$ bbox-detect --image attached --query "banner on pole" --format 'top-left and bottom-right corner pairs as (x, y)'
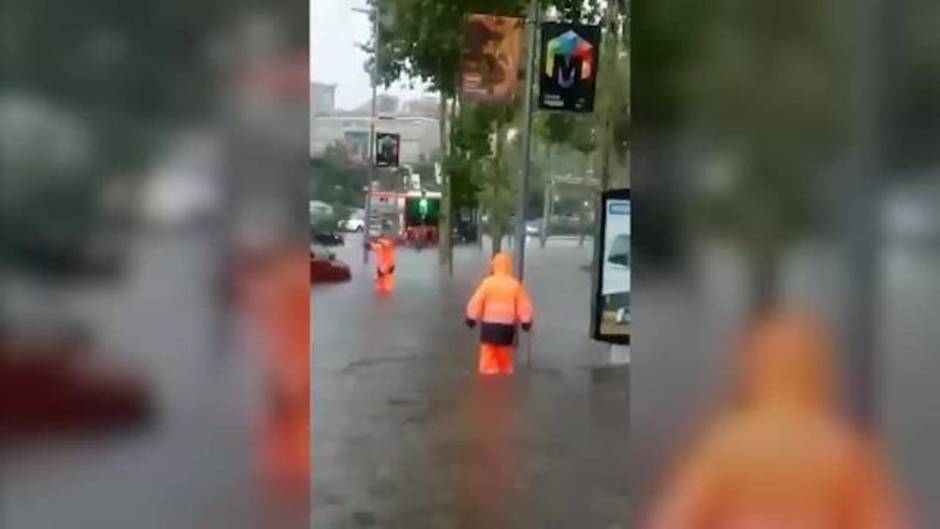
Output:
(375, 132), (400, 167)
(460, 14), (525, 102)
(538, 22), (602, 112)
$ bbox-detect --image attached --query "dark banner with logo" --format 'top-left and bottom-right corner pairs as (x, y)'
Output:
(375, 132), (400, 167)
(538, 22), (601, 112)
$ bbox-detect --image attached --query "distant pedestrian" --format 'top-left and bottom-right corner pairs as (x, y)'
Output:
(372, 237), (396, 293)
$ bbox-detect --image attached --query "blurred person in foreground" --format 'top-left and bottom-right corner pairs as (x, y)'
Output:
(372, 237), (396, 293)
(234, 245), (309, 501)
(465, 252), (534, 375)
(645, 311), (908, 529)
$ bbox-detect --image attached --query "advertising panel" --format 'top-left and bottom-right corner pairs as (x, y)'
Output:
(592, 189), (630, 344)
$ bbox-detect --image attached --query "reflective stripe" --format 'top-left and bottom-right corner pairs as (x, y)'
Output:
(481, 315), (516, 325)
(483, 298), (516, 322)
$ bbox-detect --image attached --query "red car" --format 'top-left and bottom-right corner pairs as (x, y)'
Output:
(310, 245), (351, 283)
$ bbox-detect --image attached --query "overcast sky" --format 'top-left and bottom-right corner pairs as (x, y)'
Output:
(310, 0), (435, 110)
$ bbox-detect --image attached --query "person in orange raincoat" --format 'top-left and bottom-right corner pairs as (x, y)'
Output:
(645, 311), (907, 529)
(465, 252), (534, 375)
(234, 247), (309, 499)
(372, 237), (396, 293)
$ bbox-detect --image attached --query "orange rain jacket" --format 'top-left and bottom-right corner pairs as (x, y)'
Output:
(645, 313), (906, 529)
(466, 253), (534, 346)
(373, 238), (395, 277)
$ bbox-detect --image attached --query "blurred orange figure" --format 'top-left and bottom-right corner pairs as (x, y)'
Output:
(646, 312), (906, 529)
(372, 237), (396, 293)
(235, 247), (309, 499)
(465, 252), (534, 375)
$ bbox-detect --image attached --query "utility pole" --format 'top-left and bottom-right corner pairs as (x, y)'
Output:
(842, 0), (890, 429)
(540, 176), (551, 247)
(513, 0), (540, 279)
(354, 4), (379, 263)
(439, 95), (452, 272)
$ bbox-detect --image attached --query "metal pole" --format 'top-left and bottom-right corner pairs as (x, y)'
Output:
(362, 4), (379, 264)
(513, 0), (540, 280)
(540, 176), (551, 247)
(842, 0), (889, 429)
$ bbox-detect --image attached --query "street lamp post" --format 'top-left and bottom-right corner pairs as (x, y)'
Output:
(513, 0), (540, 280)
(354, 4), (379, 264)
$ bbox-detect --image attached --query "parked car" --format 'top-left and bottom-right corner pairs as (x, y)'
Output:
(338, 218), (365, 232)
(312, 231), (344, 246)
(337, 209), (366, 232)
(526, 218), (542, 236)
(310, 244), (351, 283)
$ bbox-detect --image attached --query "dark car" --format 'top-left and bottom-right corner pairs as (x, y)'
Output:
(310, 245), (351, 283)
(312, 231), (344, 247)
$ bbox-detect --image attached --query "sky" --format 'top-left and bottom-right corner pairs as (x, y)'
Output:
(310, 0), (435, 111)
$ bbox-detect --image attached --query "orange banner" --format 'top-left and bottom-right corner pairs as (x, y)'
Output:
(460, 14), (524, 102)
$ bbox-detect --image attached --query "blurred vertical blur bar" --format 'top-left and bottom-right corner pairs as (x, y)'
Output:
(1, 1), (309, 528)
(633, 0), (939, 525)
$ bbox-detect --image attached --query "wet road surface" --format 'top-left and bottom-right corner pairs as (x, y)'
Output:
(3, 229), (306, 529)
(312, 237), (628, 529)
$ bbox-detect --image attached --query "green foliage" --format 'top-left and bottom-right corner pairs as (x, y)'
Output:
(551, 0), (603, 24)
(310, 142), (370, 209)
(371, 0), (615, 245)
(677, 0), (851, 252)
(444, 102), (495, 209)
(2, 0), (306, 272)
(594, 2), (630, 187)
(532, 1), (629, 188)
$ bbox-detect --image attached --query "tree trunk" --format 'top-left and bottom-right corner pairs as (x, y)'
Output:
(492, 227), (502, 255)
(448, 96), (458, 275)
(438, 94), (452, 272)
(540, 176), (551, 248)
(598, 0), (621, 191)
(749, 247), (779, 315)
(580, 154), (594, 247)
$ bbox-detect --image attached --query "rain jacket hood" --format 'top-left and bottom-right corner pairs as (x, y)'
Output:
(646, 311), (907, 529)
(739, 312), (833, 412)
(491, 252), (512, 276)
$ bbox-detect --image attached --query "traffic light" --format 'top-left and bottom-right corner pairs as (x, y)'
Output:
(418, 198), (429, 219)
(405, 196), (440, 226)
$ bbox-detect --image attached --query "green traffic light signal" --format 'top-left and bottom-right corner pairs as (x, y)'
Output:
(418, 198), (429, 218)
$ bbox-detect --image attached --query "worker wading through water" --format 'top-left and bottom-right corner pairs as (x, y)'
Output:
(372, 237), (396, 293)
(465, 252), (534, 375)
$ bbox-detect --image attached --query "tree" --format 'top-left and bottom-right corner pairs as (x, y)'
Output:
(372, 0), (606, 267)
(310, 142), (371, 210)
(1, 0), (306, 274)
(444, 101), (513, 253)
(594, 0), (630, 189)
(675, 0), (850, 311)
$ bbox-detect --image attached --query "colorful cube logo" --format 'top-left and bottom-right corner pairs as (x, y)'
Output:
(545, 30), (595, 88)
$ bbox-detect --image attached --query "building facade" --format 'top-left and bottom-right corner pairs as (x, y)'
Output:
(310, 115), (440, 164)
(311, 82), (336, 117)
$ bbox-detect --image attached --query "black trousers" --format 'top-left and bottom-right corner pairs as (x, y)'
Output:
(480, 322), (516, 346)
